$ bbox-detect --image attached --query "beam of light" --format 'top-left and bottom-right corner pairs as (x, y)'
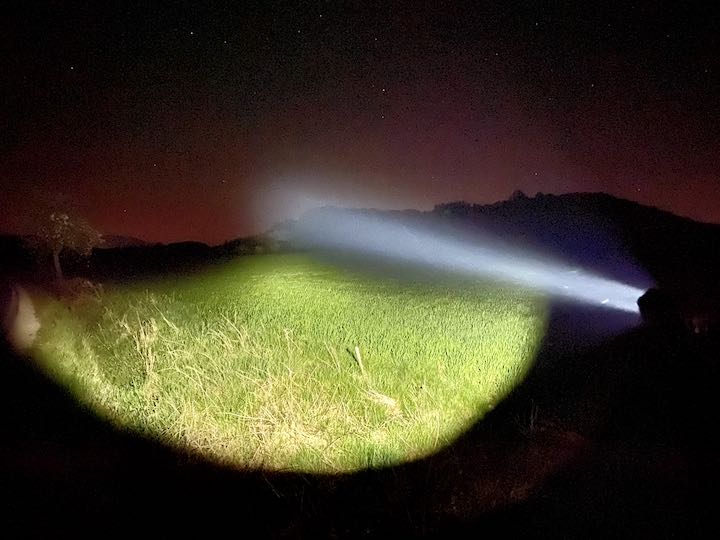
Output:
(282, 207), (649, 313)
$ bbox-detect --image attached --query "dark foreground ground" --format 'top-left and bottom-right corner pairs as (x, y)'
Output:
(1, 304), (719, 538)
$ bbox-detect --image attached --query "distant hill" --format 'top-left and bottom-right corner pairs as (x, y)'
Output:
(87, 240), (212, 281)
(99, 234), (150, 249)
(432, 192), (720, 295)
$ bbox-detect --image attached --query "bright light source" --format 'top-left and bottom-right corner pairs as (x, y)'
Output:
(283, 207), (649, 313)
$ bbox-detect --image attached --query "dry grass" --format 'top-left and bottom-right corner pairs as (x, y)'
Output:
(33, 254), (546, 472)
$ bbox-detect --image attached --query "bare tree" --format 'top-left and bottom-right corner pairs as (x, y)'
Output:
(37, 212), (103, 281)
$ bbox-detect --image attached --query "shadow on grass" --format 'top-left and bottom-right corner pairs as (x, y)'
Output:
(2, 300), (720, 538)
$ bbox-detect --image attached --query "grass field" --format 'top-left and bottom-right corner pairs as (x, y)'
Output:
(32, 254), (547, 472)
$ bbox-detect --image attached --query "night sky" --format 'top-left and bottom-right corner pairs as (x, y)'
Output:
(2, 1), (719, 244)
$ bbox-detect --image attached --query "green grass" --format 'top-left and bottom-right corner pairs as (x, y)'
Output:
(32, 254), (547, 473)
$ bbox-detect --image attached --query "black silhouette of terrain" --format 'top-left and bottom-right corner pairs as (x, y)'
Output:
(2, 192), (719, 295)
(2, 192), (720, 537)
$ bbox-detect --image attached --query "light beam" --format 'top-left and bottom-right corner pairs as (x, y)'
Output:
(282, 207), (649, 313)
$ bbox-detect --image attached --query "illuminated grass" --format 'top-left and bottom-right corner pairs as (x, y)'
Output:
(33, 254), (546, 472)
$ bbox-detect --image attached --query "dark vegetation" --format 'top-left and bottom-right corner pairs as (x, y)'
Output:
(2, 192), (720, 537)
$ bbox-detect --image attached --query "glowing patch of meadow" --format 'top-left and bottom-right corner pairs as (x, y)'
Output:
(33, 254), (546, 472)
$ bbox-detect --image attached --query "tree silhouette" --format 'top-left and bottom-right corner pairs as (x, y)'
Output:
(37, 212), (102, 280)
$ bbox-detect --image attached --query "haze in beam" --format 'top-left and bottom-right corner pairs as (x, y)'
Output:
(281, 206), (650, 314)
